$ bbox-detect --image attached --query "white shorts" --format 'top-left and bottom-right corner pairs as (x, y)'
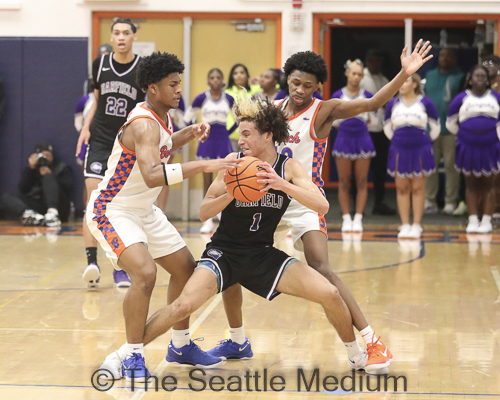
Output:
(275, 204), (327, 252)
(86, 205), (186, 268)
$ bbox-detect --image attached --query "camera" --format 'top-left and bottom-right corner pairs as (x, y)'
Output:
(37, 153), (50, 168)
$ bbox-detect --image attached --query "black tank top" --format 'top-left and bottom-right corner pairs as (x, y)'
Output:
(211, 153), (292, 249)
(90, 53), (145, 147)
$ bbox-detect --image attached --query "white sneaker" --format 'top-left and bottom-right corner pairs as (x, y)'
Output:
(397, 224), (411, 238)
(476, 220), (492, 234)
(83, 263), (100, 288)
(44, 208), (61, 227)
(348, 351), (368, 371)
(424, 200), (438, 214)
(452, 201), (468, 216)
(21, 209), (44, 226)
(442, 203), (455, 215)
(341, 217), (352, 232)
(200, 218), (214, 234)
(407, 224), (423, 239)
(466, 220), (480, 233)
(99, 351), (124, 380)
(352, 219), (363, 232)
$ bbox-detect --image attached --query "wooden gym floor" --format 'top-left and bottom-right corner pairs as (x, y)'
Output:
(0, 221), (499, 400)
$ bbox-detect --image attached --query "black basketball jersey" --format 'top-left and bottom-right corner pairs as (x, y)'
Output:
(90, 53), (145, 147)
(211, 153), (292, 249)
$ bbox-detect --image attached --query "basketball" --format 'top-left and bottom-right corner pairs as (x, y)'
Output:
(224, 156), (267, 202)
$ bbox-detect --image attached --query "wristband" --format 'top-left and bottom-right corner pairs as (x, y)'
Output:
(162, 163), (183, 186)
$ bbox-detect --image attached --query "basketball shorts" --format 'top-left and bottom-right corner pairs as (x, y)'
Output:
(274, 203), (327, 251)
(196, 245), (298, 300)
(86, 205), (186, 269)
(84, 139), (114, 179)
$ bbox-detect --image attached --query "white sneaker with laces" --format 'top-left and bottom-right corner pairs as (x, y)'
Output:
(341, 216), (352, 232)
(397, 224), (411, 238)
(407, 223), (423, 239)
(44, 208), (61, 227)
(476, 220), (492, 234)
(99, 351), (124, 380)
(466, 220), (479, 233)
(200, 218), (214, 234)
(452, 201), (468, 216)
(348, 351), (368, 371)
(352, 219), (363, 232)
(442, 203), (455, 215)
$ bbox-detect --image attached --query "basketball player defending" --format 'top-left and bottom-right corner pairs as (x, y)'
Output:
(77, 18), (145, 288)
(210, 40), (433, 374)
(100, 96), (375, 380)
(87, 52), (241, 381)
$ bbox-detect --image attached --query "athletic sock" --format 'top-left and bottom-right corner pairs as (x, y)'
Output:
(469, 215), (479, 224)
(360, 325), (375, 347)
(229, 325), (246, 345)
(117, 342), (129, 360)
(342, 214), (352, 221)
(482, 215), (492, 224)
(125, 343), (144, 357)
(354, 213), (363, 222)
(344, 340), (364, 359)
(86, 247), (98, 265)
(171, 328), (190, 348)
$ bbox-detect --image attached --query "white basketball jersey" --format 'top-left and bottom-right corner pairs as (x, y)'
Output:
(274, 98), (326, 209)
(90, 102), (174, 215)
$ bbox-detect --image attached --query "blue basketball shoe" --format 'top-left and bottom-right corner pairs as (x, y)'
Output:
(166, 338), (224, 368)
(122, 353), (150, 382)
(207, 338), (253, 360)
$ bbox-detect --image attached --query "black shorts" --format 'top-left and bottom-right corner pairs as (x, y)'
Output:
(197, 245), (298, 301)
(84, 139), (114, 179)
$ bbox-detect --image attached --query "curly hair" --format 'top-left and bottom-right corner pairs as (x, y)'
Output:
(283, 51), (328, 84)
(136, 52), (184, 91)
(464, 65), (490, 90)
(233, 97), (289, 145)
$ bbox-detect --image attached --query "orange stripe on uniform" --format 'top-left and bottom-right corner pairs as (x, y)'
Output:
(319, 214), (327, 237)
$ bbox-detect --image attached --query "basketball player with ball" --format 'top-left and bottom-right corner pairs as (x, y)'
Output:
(211, 40), (433, 374)
(123, 96), (374, 379)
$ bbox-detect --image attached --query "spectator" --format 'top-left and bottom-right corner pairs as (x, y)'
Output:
(423, 48), (464, 214)
(1, 142), (73, 226)
(360, 49), (396, 216)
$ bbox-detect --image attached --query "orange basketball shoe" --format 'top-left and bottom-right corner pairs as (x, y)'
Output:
(365, 336), (393, 374)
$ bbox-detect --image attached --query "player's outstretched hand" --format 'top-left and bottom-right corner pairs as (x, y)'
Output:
(75, 126), (91, 157)
(256, 162), (286, 192)
(203, 158), (242, 173)
(401, 39), (433, 76)
(193, 122), (211, 142)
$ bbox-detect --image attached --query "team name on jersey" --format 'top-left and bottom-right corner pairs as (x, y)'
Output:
(286, 132), (301, 144)
(100, 81), (138, 100)
(160, 145), (171, 160)
(235, 193), (284, 209)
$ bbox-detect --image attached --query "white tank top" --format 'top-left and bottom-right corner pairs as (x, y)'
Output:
(274, 98), (326, 210)
(89, 102), (174, 216)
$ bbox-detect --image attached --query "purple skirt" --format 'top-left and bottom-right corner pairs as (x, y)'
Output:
(387, 131), (435, 178)
(332, 131), (376, 160)
(455, 130), (500, 177)
(196, 135), (233, 160)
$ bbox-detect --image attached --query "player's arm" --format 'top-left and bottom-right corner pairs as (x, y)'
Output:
(314, 40), (433, 139)
(171, 122), (211, 152)
(75, 88), (99, 156)
(123, 119), (240, 188)
(199, 153), (238, 221)
(256, 159), (329, 215)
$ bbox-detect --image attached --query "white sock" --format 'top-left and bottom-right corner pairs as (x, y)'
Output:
(342, 214), (352, 221)
(360, 325), (375, 347)
(125, 342), (144, 357)
(344, 340), (363, 359)
(171, 328), (190, 348)
(354, 213), (363, 222)
(481, 215), (492, 225)
(229, 325), (246, 345)
(469, 215), (479, 224)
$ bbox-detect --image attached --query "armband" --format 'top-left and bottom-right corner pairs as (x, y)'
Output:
(162, 163), (183, 186)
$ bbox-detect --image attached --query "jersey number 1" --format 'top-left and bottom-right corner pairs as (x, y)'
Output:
(250, 213), (262, 232)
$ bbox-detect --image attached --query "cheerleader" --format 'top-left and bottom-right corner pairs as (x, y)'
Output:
(446, 65), (500, 233)
(384, 73), (440, 238)
(255, 68), (281, 101)
(332, 59), (376, 232)
(184, 68), (236, 233)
